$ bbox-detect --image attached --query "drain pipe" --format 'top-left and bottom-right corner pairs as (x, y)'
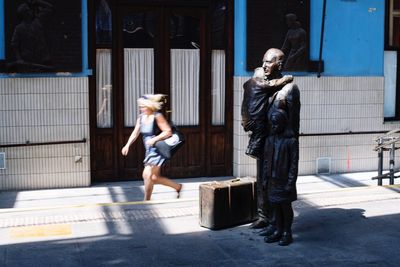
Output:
(318, 0), (327, 78)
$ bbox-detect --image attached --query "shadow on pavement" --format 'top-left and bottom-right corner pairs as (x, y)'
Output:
(0, 191), (17, 209)
(2, 204), (400, 266)
(1, 173), (400, 266)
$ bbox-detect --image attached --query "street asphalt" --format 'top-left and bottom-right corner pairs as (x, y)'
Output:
(0, 171), (400, 267)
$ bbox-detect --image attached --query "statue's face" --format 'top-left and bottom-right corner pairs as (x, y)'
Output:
(262, 52), (279, 77)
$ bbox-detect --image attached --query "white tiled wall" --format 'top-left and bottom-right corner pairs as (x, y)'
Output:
(233, 76), (400, 177)
(2, 75), (399, 189)
(0, 77), (90, 190)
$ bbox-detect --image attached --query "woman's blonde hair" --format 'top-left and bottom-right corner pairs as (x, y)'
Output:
(137, 94), (166, 111)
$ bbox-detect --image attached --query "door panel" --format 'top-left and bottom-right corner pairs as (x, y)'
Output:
(122, 9), (156, 127)
(92, 131), (116, 180)
(117, 7), (207, 179)
(168, 12), (201, 126)
(210, 132), (225, 165)
(117, 7), (159, 180)
(95, 134), (114, 169)
(162, 8), (207, 177)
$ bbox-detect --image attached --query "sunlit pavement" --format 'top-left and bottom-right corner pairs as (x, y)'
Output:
(0, 172), (400, 266)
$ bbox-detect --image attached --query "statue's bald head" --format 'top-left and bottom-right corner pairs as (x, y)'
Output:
(263, 48), (285, 65)
(262, 48), (285, 76)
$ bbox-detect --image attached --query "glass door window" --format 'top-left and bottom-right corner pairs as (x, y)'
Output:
(211, 0), (227, 125)
(123, 11), (156, 126)
(95, 0), (113, 128)
(169, 14), (201, 126)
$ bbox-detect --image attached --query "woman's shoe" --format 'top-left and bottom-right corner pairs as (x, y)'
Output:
(278, 232), (293, 246)
(176, 184), (183, 198)
(264, 231), (282, 243)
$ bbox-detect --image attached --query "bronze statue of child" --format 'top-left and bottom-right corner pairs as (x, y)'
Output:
(241, 67), (293, 159)
(263, 109), (299, 246)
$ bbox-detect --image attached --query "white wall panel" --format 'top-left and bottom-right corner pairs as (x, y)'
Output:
(0, 77), (90, 190)
(233, 76), (400, 177)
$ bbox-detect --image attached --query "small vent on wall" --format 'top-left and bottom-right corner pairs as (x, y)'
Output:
(316, 157), (331, 174)
(0, 153), (5, 169)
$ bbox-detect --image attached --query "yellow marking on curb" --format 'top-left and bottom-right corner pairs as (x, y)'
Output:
(10, 224), (71, 239)
(0, 197), (199, 214)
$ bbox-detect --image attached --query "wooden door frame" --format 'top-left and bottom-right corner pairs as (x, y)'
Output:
(88, 0), (234, 182)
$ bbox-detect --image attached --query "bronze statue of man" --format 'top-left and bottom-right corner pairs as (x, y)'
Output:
(241, 48), (300, 236)
(241, 48), (292, 230)
(262, 48), (300, 242)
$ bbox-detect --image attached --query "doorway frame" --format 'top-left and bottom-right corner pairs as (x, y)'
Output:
(88, 0), (234, 182)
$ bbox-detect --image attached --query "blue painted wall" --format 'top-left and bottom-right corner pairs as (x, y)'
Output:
(235, 0), (385, 77)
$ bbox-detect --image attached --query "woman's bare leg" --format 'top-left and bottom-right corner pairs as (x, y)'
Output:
(151, 166), (182, 192)
(142, 166), (154, 200)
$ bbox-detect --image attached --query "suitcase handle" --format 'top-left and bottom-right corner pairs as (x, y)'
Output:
(210, 178), (240, 185)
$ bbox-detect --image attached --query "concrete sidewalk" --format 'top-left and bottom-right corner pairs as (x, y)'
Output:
(0, 171), (384, 210)
(0, 172), (400, 266)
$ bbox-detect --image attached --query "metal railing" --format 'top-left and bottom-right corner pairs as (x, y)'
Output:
(372, 129), (400, 185)
(0, 138), (87, 148)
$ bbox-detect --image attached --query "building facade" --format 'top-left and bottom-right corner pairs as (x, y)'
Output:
(0, 0), (399, 190)
(234, 0), (400, 177)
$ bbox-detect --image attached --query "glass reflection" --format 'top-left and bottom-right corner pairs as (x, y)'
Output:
(96, 49), (113, 128)
(96, 0), (112, 45)
(170, 14), (200, 49)
(211, 0), (226, 49)
(123, 12), (155, 48)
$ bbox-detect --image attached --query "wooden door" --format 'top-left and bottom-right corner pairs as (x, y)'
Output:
(90, 1), (232, 182)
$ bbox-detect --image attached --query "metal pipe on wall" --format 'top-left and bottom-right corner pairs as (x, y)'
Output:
(318, 0), (327, 78)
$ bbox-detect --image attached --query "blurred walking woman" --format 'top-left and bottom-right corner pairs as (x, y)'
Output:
(121, 94), (182, 200)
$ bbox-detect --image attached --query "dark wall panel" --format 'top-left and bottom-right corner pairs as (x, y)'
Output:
(246, 0), (309, 71)
(3, 0), (82, 73)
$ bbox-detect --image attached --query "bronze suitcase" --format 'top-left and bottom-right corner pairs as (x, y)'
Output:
(199, 178), (257, 230)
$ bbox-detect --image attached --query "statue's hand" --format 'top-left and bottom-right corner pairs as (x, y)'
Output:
(283, 75), (293, 83)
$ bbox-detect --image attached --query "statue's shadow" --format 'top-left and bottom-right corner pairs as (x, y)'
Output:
(293, 206), (367, 244)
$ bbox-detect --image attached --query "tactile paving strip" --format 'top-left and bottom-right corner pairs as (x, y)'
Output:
(1, 185), (399, 229)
